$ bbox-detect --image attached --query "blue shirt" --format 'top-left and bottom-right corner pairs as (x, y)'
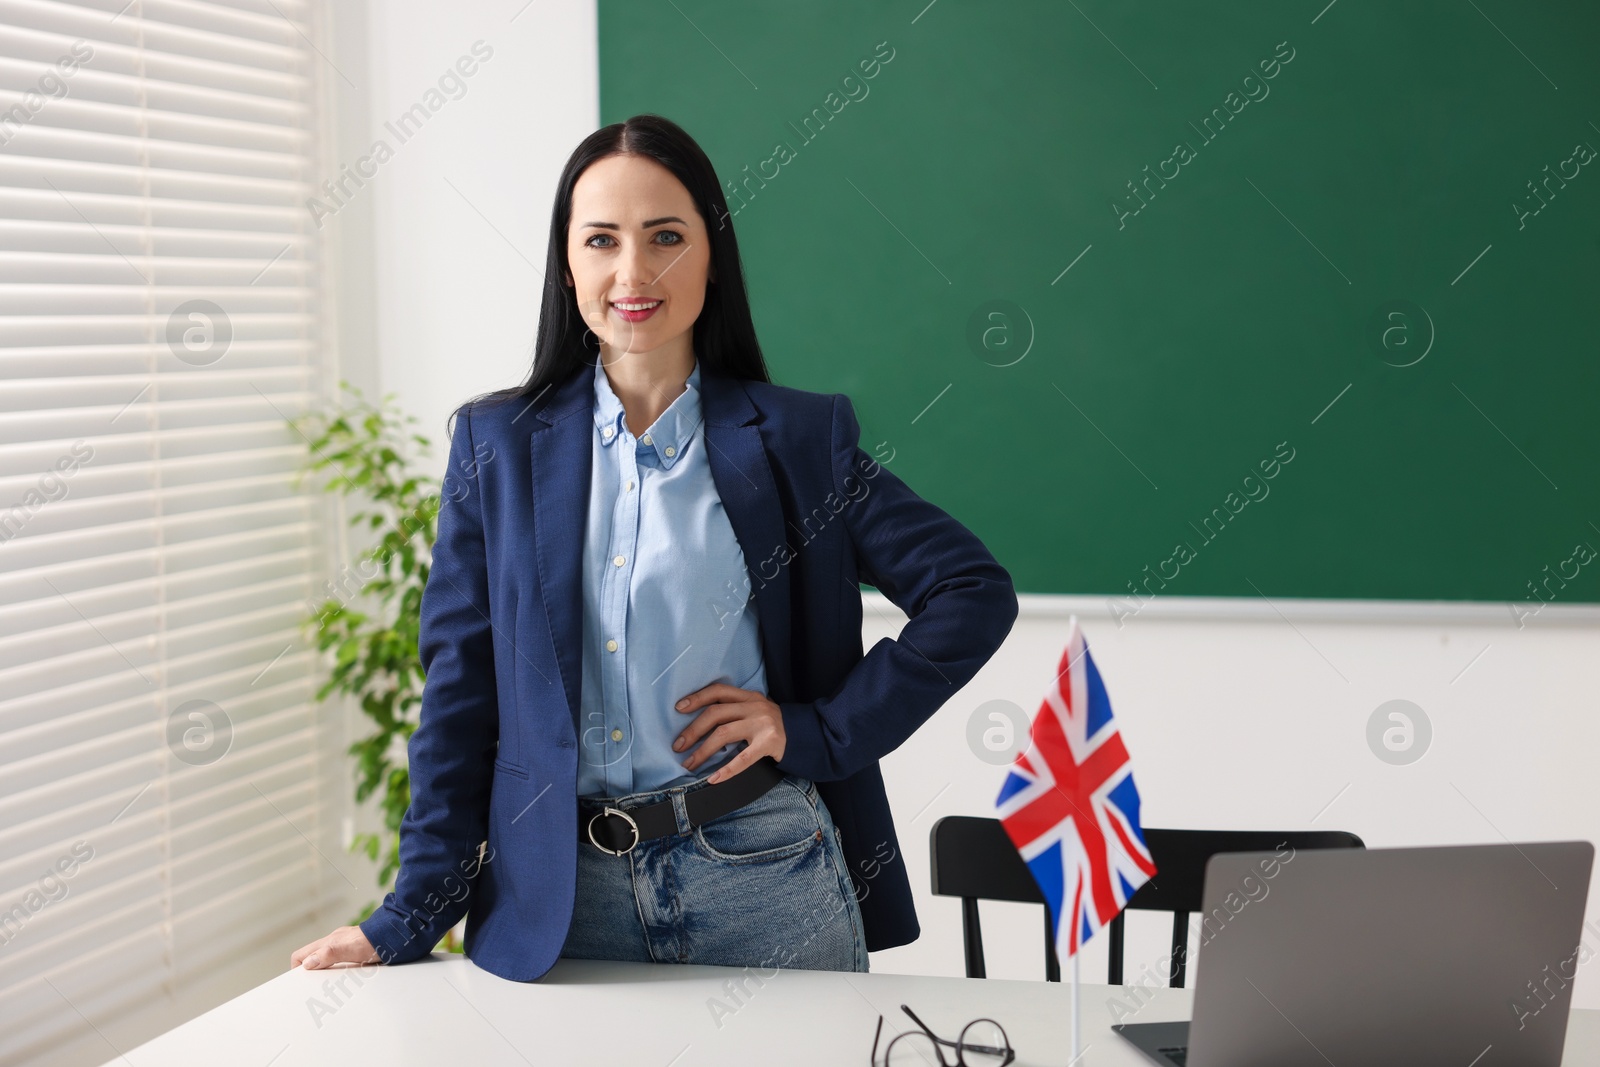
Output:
(576, 359), (768, 797)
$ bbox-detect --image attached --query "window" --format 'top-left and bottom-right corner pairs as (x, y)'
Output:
(0, 1), (340, 1061)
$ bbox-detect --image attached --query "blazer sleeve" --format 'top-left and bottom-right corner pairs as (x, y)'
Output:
(774, 393), (1019, 782)
(358, 403), (498, 964)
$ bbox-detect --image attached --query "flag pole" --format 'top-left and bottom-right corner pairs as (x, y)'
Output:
(1071, 950), (1080, 1063)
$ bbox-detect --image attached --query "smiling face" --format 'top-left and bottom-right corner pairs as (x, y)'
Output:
(564, 152), (715, 367)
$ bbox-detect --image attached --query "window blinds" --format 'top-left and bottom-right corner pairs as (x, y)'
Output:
(0, 0), (341, 1061)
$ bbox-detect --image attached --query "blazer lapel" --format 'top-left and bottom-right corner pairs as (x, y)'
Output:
(699, 369), (795, 704)
(528, 362), (795, 733)
(528, 364), (592, 732)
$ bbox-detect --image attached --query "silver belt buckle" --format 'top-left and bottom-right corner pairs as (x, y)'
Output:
(586, 806), (640, 856)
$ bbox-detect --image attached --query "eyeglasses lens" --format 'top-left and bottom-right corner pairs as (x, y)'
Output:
(956, 1019), (1011, 1066)
(884, 1030), (942, 1066)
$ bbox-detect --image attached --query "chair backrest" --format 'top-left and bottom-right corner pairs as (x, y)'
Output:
(928, 816), (1364, 986)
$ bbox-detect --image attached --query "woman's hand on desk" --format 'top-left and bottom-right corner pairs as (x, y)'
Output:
(673, 683), (787, 784)
(290, 925), (379, 971)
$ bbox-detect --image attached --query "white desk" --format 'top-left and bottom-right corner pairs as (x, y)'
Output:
(107, 954), (1600, 1066)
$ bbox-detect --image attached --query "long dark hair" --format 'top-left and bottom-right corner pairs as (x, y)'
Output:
(464, 114), (771, 425)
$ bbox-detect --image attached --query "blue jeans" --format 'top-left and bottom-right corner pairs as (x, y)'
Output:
(560, 771), (869, 972)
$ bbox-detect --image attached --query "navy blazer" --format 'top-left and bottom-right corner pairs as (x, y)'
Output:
(357, 361), (1019, 981)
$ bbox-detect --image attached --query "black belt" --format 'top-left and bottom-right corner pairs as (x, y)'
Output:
(579, 757), (784, 856)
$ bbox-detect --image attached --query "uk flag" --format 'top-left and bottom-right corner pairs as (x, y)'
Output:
(995, 617), (1157, 957)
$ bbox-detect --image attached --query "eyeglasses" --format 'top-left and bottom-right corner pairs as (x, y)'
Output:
(870, 1003), (1015, 1066)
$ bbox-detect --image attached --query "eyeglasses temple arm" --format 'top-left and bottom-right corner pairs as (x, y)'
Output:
(900, 1005), (960, 1047)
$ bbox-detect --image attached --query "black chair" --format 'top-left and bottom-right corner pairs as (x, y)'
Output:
(929, 816), (1364, 985)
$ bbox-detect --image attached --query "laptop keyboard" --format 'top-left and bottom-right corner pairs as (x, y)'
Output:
(1158, 1047), (1188, 1066)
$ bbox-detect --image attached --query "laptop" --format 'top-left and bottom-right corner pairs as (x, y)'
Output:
(1113, 841), (1594, 1067)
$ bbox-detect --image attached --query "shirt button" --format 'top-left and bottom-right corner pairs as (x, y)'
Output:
(602, 426), (614, 439)
(664, 445), (676, 457)
(611, 728), (624, 742)
(613, 555), (625, 567)
(626, 480), (634, 492)
(605, 639), (618, 652)
(641, 434), (652, 445)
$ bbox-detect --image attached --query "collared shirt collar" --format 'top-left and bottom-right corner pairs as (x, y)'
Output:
(592, 359), (701, 469)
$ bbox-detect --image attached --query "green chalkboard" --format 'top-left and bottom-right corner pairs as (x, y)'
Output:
(599, 1), (1600, 605)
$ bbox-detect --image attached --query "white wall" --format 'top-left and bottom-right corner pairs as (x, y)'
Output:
(358, 0), (598, 448)
(348, 0), (1600, 1013)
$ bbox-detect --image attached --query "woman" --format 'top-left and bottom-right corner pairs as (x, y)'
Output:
(291, 114), (1017, 980)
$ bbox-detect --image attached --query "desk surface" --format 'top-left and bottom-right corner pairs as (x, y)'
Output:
(109, 955), (1600, 1066)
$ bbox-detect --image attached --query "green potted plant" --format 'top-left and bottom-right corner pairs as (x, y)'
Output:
(291, 381), (464, 952)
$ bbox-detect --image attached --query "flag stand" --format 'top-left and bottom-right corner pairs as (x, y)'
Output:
(1070, 951), (1081, 1063)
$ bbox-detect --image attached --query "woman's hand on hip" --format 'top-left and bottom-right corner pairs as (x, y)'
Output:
(673, 683), (786, 783)
(290, 925), (379, 971)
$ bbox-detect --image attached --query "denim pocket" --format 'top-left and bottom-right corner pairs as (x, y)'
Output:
(693, 776), (824, 865)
